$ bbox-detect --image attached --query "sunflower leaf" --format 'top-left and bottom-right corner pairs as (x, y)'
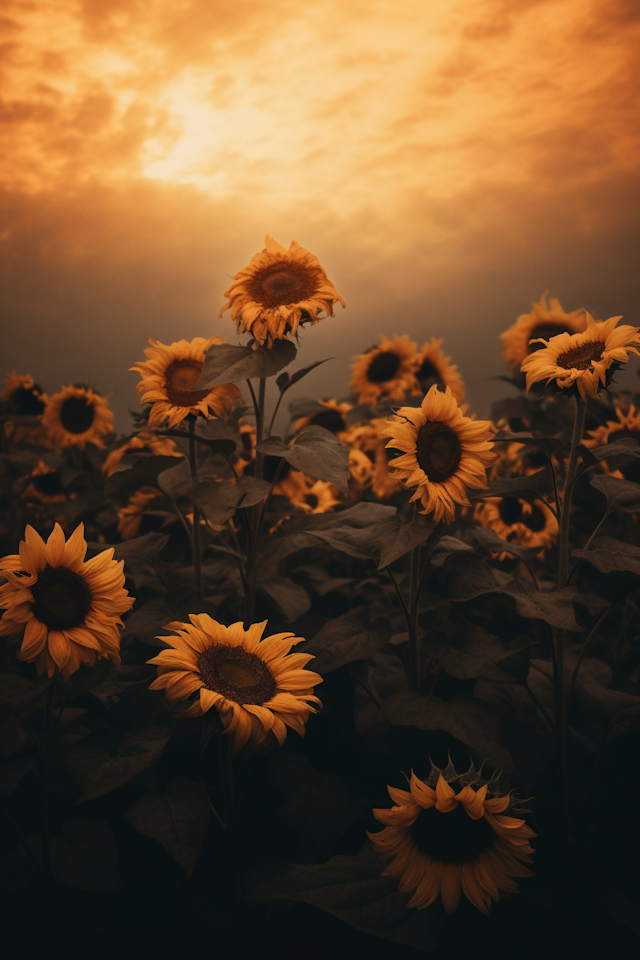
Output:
(276, 358), (334, 395)
(192, 478), (245, 524)
(441, 550), (512, 600)
(492, 430), (565, 456)
(472, 525), (548, 561)
(590, 474), (640, 512)
(76, 725), (172, 803)
(236, 474), (271, 506)
(247, 843), (445, 952)
(195, 339), (297, 388)
(122, 776), (210, 879)
(377, 515), (435, 569)
(50, 819), (120, 892)
(578, 437), (640, 467)
(302, 606), (392, 673)
(572, 536), (640, 576)
(502, 583), (584, 630)
(257, 426), (350, 492)
(104, 454), (182, 505)
(260, 576), (312, 621)
(468, 467), (554, 502)
(423, 620), (532, 681)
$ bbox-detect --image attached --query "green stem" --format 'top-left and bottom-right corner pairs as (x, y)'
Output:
(188, 417), (203, 598)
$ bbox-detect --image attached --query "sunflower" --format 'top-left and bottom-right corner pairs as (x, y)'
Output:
(147, 617), (322, 751)
(584, 402), (640, 482)
(103, 430), (181, 477)
(473, 496), (558, 560)
(293, 399), (352, 438)
(382, 385), (496, 523)
(367, 764), (536, 915)
(130, 337), (242, 429)
(3, 372), (48, 444)
(500, 293), (588, 371)
(413, 338), (466, 406)
(521, 314), (640, 400)
(117, 487), (162, 540)
(288, 478), (343, 515)
(219, 236), (345, 347)
(22, 461), (67, 505)
(350, 335), (418, 406)
(0, 523), (133, 678)
(41, 385), (114, 451)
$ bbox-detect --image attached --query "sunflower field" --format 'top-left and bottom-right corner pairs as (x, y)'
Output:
(1, 238), (639, 959)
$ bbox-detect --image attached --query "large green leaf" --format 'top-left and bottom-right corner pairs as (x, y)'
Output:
(195, 339), (297, 388)
(572, 536), (640, 576)
(304, 606), (392, 674)
(257, 426), (350, 493)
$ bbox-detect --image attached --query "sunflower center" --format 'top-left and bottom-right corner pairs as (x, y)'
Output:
(165, 361), (210, 407)
(305, 493), (319, 509)
(498, 496), (523, 525)
(310, 409), (346, 433)
(59, 396), (95, 434)
(415, 421), (461, 483)
(366, 351), (401, 384)
(248, 261), (318, 309)
(30, 564), (92, 630)
(417, 359), (442, 387)
(410, 803), (495, 863)
(12, 386), (45, 416)
(528, 322), (572, 352)
(197, 645), (277, 705)
(556, 340), (604, 371)
(33, 472), (63, 496)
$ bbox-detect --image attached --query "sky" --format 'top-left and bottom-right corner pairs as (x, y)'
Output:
(2, 0), (640, 430)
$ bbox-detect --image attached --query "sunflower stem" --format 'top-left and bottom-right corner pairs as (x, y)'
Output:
(220, 735), (243, 958)
(245, 378), (267, 623)
(39, 681), (57, 952)
(188, 416), (203, 598)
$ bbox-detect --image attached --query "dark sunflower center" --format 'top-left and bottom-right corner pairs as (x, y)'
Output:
(415, 421), (461, 483)
(164, 361), (209, 407)
(366, 351), (401, 384)
(248, 262), (318, 309)
(60, 396), (95, 434)
(12, 386), (45, 416)
(556, 340), (603, 371)
(33, 472), (63, 496)
(305, 493), (319, 509)
(197, 645), (277, 705)
(30, 564), (92, 630)
(410, 803), (495, 863)
(417, 359), (443, 388)
(499, 496), (523, 525)
(310, 409), (346, 433)
(528, 322), (572, 352)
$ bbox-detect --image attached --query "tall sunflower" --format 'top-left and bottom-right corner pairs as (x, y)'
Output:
(103, 430), (181, 477)
(382, 385), (496, 523)
(41, 385), (114, 451)
(500, 294), (588, 371)
(473, 496), (558, 560)
(350, 335), (418, 406)
(130, 337), (242, 429)
(413, 338), (466, 406)
(521, 314), (640, 400)
(219, 236), (345, 347)
(147, 616), (322, 751)
(0, 523), (133, 678)
(367, 764), (536, 915)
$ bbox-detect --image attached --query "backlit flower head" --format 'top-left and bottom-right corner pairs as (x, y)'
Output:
(219, 236), (345, 347)
(103, 430), (181, 477)
(521, 314), (640, 400)
(367, 760), (536, 915)
(382, 385), (496, 523)
(130, 337), (242, 429)
(0, 523), (133, 678)
(350, 335), (418, 406)
(3, 372), (47, 416)
(148, 617), (322, 752)
(500, 293), (587, 371)
(41, 385), (113, 451)
(413, 338), (466, 406)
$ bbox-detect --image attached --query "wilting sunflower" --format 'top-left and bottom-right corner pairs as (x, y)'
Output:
(382, 385), (496, 523)
(117, 487), (162, 540)
(350, 335), (418, 406)
(521, 314), (640, 400)
(500, 293), (588, 371)
(130, 336), (242, 429)
(413, 338), (466, 406)
(293, 399), (352, 438)
(103, 430), (181, 477)
(0, 523), (133, 678)
(219, 235), (345, 347)
(22, 461), (67, 505)
(473, 496), (558, 560)
(41, 385), (114, 451)
(367, 763), (536, 915)
(147, 616), (322, 751)
(289, 479), (343, 515)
